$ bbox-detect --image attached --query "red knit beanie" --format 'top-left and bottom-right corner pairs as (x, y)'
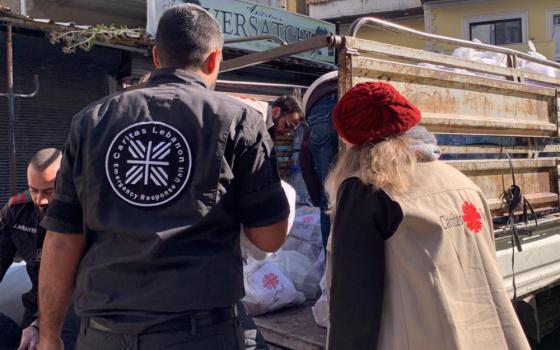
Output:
(333, 82), (421, 145)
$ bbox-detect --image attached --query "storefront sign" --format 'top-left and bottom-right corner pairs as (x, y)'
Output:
(147, 0), (335, 64)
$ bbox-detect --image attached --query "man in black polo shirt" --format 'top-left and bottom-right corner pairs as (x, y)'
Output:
(38, 4), (289, 350)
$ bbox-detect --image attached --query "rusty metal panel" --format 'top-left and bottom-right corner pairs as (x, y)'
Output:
(336, 35), (560, 218)
(351, 58), (556, 96)
(345, 37), (560, 87)
(448, 159), (559, 215)
(337, 42), (353, 99)
(350, 57), (558, 137)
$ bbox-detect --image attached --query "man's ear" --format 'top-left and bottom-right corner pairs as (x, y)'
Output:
(271, 106), (282, 120)
(152, 46), (162, 68)
(205, 49), (222, 75)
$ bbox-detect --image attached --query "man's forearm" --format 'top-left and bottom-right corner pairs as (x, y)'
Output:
(243, 219), (288, 253)
(39, 231), (85, 342)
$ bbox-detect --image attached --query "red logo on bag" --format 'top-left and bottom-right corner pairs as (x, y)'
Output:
(262, 273), (280, 290)
(462, 201), (482, 234)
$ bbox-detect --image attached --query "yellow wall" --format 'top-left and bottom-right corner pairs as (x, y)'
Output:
(354, 17), (427, 50)
(286, 0), (308, 15)
(429, 0), (558, 59)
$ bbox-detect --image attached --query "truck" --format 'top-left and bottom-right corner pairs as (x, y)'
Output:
(219, 16), (560, 349)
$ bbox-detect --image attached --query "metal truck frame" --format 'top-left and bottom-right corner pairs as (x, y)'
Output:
(221, 17), (560, 348)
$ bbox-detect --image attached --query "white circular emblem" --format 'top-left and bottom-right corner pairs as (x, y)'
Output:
(105, 121), (192, 207)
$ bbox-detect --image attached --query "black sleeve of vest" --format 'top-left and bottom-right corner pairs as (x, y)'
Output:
(328, 178), (402, 350)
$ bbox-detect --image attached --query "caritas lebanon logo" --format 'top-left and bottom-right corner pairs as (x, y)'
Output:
(262, 273), (280, 290)
(106, 122), (192, 207)
(462, 201), (483, 234)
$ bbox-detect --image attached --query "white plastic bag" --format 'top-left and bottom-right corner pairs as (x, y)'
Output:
(312, 272), (329, 328)
(449, 39), (506, 80)
(242, 258), (305, 316)
(271, 250), (321, 299)
(291, 206), (320, 240)
(517, 41), (560, 85)
(451, 40), (484, 61)
(314, 248), (326, 279)
(282, 206), (323, 263)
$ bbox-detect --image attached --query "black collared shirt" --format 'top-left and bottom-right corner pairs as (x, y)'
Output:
(42, 69), (289, 334)
(0, 191), (45, 328)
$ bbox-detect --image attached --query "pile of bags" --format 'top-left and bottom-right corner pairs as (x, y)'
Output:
(241, 202), (324, 316)
(311, 272), (329, 328)
(419, 39), (560, 85)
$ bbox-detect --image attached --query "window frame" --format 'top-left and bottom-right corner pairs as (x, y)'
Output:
(546, 9), (560, 41)
(463, 11), (529, 45)
(469, 18), (523, 45)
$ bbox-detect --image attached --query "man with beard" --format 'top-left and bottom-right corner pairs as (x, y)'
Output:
(0, 148), (78, 350)
(267, 95), (304, 139)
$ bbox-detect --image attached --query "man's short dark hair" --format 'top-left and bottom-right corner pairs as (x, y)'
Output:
(156, 4), (223, 70)
(272, 96), (304, 118)
(29, 148), (62, 172)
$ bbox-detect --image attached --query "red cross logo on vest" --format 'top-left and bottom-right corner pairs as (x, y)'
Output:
(462, 201), (483, 234)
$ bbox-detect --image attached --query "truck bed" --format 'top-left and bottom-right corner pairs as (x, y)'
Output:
(254, 304), (326, 350)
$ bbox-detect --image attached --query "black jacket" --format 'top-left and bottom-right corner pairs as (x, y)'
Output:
(0, 191), (45, 328)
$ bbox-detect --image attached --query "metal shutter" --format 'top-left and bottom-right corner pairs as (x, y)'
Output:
(0, 30), (122, 205)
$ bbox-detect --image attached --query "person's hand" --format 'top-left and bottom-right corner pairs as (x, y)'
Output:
(37, 336), (64, 350)
(18, 326), (39, 350)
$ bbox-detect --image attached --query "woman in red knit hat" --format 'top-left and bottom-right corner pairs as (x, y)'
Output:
(325, 82), (529, 350)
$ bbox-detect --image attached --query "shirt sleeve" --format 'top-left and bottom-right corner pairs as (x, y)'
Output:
(41, 116), (84, 234)
(0, 202), (16, 282)
(328, 178), (402, 350)
(234, 107), (289, 228)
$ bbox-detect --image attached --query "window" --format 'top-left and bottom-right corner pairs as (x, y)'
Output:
(547, 9), (560, 40)
(464, 12), (528, 45)
(554, 14), (560, 38)
(469, 18), (522, 45)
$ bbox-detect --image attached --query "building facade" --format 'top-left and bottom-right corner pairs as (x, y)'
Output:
(424, 0), (559, 59)
(308, 0), (560, 61)
(7, 0), (307, 27)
